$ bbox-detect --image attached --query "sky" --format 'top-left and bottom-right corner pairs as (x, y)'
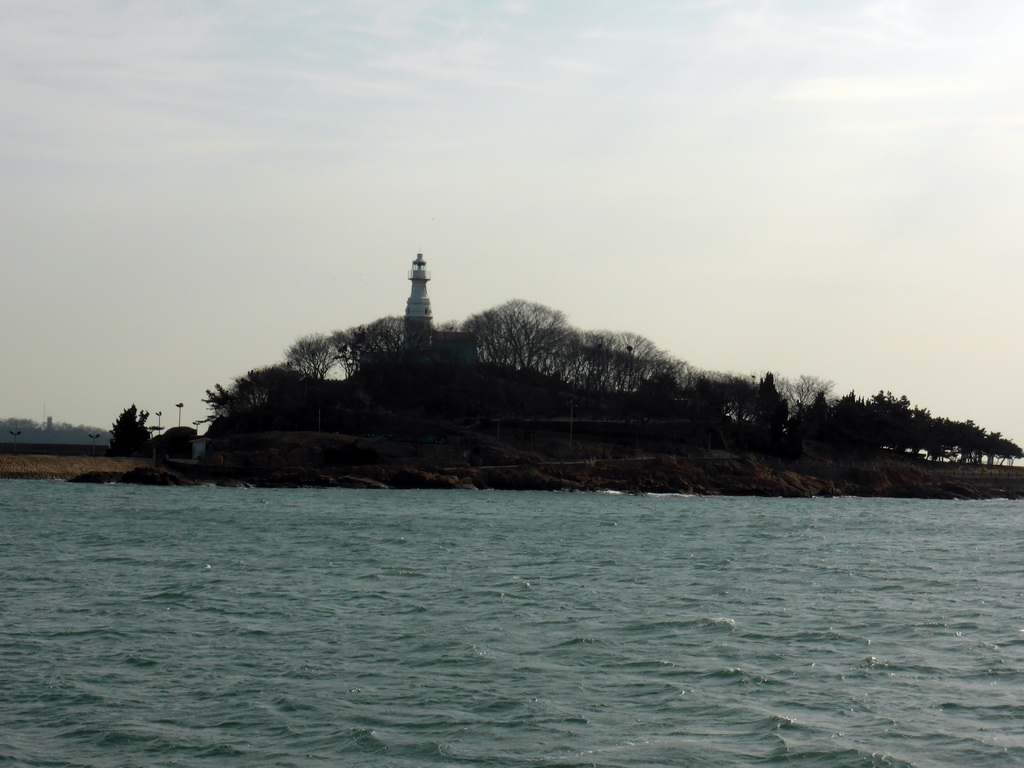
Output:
(2, 0), (1023, 441)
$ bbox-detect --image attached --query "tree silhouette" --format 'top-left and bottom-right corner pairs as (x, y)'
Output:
(107, 404), (150, 457)
(284, 333), (338, 381)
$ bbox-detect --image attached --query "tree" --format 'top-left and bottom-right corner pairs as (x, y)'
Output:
(332, 316), (415, 376)
(608, 332), (676, 394)
(769, 398), (789, 451)
(562, 330), (615, 395)
(804, 390), (831, 439)
(691, 371), (757, 422)
(107, 404), (150, 457)
(284, 333), (338, 381)
(984, 432), (1024, 466)
(204, 365), (303, 420)
(756, 373), (782, 427)
(780, 375), (834, 417)
(827, 391), (868, 445)
(462, 299), (570, 375)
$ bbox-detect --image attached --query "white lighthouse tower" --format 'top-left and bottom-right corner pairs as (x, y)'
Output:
(404, 252), (433, 341)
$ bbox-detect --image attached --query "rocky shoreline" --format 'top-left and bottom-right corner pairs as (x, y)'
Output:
(2, 453), (1019, 500)
(189, 455), (1020, 500)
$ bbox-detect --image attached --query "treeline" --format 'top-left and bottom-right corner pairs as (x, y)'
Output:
(204, 299), (1022, 465)
(0, 417), (108, 445)
(826, 391), (1022, 464)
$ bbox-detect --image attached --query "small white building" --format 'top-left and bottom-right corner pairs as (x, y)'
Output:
(191, 438), (212, 460)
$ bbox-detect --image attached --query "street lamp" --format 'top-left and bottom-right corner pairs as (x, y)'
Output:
(175, 403), (184, 427)
(88, 432), (102, 456)
(192, 419), (204, 434)
(9, 430), (21, 455)
(147, 425), (164, 466)
(155, 411), (162, 429)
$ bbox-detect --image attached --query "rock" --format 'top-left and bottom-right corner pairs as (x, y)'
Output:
(380, 468), (476, 489)
(69, 470), (124, 484)
(255, 467), (337, 488)
(120, 467), (193, 486)
(335, 475), (392, 490)
(480, 466), (582, 491)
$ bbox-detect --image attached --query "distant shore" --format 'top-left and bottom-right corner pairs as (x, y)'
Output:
(0, 455), (150, 480)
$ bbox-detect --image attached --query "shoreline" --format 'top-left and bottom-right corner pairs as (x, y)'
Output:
(1, 453), (1021, 500)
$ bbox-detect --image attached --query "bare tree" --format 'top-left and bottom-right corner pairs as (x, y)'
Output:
(462, 299), (570, 375)
(204, 364), (301, 419)
(692, 370), (759, 422)
(433, 319), (460, 333)
(284, 333), (338, 380)
(561, 327), (687, 414)
(780, 375), (834, 415)
(606, 332), (676, 393)
(331, 315), (425, 376)
(562, 329), (616, 393)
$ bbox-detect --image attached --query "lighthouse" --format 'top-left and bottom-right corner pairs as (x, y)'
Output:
(404, 252), (433, 341)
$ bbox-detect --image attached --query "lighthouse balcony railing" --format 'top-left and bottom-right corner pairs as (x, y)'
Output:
(408, 269), (431, 280)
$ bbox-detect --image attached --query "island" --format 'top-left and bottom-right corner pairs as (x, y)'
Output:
(5, 255), (1020, 499)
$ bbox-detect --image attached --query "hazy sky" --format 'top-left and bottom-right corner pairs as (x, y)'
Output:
(3, 1), (1023, 441)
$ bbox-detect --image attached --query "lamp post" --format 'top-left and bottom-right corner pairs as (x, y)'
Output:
(147, 425), (164, 466)
(88, 432), (102, 456)
(192, 419), (203, 434)
(9, 430), (21, 455)
(175, 403), (184, 427)
(155, 411), (162, 429)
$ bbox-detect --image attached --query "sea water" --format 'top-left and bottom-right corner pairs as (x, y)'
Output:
(1, 481), (1022, 767)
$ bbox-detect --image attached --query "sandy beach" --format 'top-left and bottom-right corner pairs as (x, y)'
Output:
(0, 455), (150, 480)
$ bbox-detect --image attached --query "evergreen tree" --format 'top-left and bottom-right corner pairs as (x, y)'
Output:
(756, 373), (782, 427)
(782, 415), (804, 460)
(107, 404), (150, 457)
(768, 398), (789, 452)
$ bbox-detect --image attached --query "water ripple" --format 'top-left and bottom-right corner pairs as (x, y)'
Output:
(2, 483), (1023, 766)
